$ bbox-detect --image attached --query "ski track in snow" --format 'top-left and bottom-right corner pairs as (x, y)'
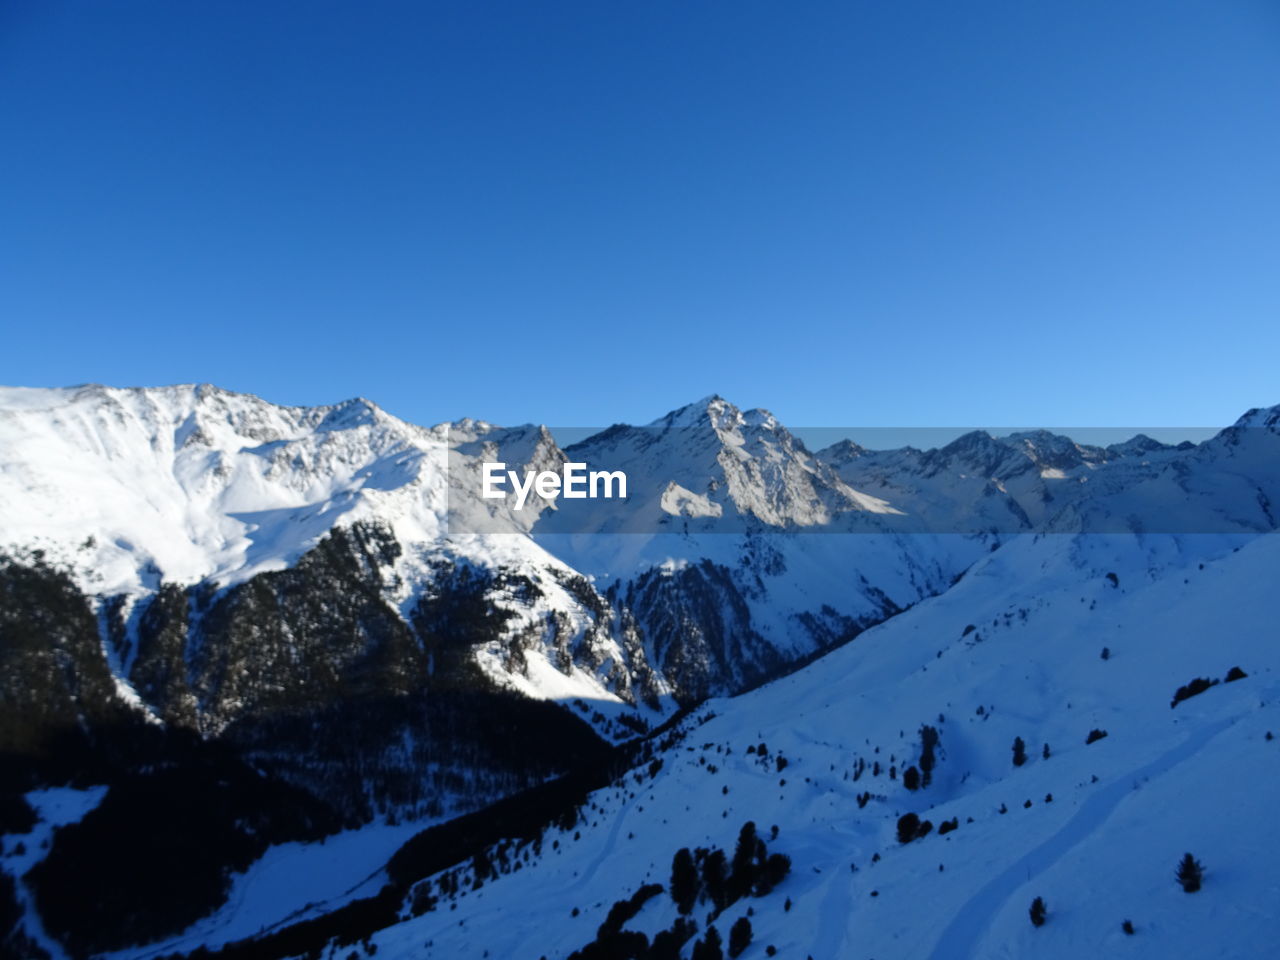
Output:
(565, 792), (638, 897)
(808, 826), (860, 960)
(926, 715), (1237, 960)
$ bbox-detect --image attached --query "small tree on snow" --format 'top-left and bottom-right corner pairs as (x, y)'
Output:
(728, 917), (752, 958)
(897, 813), (920, 844)
(1029, 896), (1047, 927)
(1012, 737), (1027, 767)
(919, 724), (939, 787)
(1176, 853), (1204, 893)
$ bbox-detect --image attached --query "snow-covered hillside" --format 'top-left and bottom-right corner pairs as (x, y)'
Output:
(355, 530), (1280, 960)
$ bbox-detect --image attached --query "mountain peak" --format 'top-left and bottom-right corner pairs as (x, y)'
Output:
(1230, 404), (1280, 431)
(816, 438), (868, 465)
(650, 394), (739, 429)
(1105, 433), (1172, 458)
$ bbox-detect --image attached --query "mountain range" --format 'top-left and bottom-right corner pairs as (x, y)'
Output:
(0, 384), (1276, 960)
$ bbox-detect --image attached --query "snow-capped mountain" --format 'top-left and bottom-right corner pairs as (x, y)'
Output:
(0, 385), (984, 729)
(536, 395), (899, 534)
(817, 416), (1279, 536)
(1, 384), (1278, 960)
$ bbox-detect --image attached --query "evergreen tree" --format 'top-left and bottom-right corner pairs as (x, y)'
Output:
(728, 822), (758, 902)
(1029, 896), (1047, 927)
(671, 848), (699, 914)
(649, 917), (697, 959)
(756, 853), (790, 895)
(692, 925), (723, 960)
(702, 849), (728, 911)
(728, 917), (753, 958)
(919, 724), (939, 787)
(897, 813), (920, 844)
(1042, 743), (1051, 760)
(1012, 736), (1027, 767)
(471, 849), (492, 885)
(1176, 853), (1204, 893)
(903, 765), (921, 791)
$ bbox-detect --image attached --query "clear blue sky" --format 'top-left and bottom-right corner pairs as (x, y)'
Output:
(2, 1), (1277, 430)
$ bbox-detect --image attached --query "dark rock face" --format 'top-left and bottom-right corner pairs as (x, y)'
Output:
(125, 524), (422, 738)
(188, 523), (421, 733)
(624, 559), (778, 705)
(131, 582), (197, 727)
(0, 555), (129, 757)
(411, 558), (523, 689)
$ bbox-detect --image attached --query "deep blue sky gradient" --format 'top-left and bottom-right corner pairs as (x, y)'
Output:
(2, 1), (1277, 430)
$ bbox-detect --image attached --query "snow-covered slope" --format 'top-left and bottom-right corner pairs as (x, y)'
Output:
(353, 529), (1280, 960)
(0, 383), (551, 595)
(0, 383), (440, 609)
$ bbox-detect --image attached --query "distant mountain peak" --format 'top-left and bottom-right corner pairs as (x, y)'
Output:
(1105, 433), (1172, 458)
(816, 438), (869, 465)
